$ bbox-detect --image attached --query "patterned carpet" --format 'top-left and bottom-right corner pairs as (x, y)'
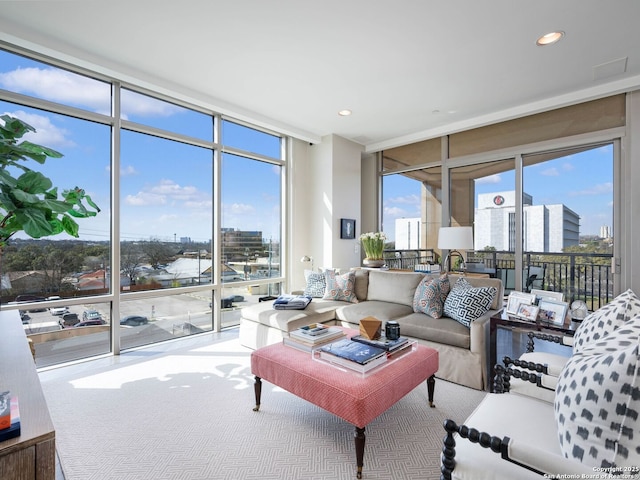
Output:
(40, 334), (486, 480)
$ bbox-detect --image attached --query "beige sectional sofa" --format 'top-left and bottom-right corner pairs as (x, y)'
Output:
(239, 269), (504, 390)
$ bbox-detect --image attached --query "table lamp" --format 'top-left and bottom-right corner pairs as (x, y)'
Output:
(437, 226), (474, 272)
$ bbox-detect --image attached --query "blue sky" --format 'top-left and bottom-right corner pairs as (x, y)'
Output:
(0, 49), (281, 244)
(1, 49), (613, 246)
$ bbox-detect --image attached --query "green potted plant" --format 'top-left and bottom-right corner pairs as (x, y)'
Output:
(360, 231), (387, 267)
(0, 115), (100, 249)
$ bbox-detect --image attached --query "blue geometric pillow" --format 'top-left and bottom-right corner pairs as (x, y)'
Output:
(303, 269), (326, 298)
(412, 274), (450, 318)
(443, 277), (497, 328)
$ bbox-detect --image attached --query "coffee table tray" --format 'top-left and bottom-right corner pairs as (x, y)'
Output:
(311, 340), (417, 377)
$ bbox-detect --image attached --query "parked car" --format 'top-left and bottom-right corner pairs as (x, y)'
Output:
(14, 294), (47, 312)
(47, 296), (69, 316)
(120, 315), (148, 326)
(73, 319), (107, 327)
(82, 310), (104, 322)
(59, 312), (80, 328)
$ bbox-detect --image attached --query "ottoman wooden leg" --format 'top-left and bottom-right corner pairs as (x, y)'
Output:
(253, 376), (262, 412)
(427, 374), (436, 408)
(354, 426), (366, 479)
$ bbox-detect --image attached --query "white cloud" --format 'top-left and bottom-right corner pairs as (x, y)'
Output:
(0, 66), (181, 118)
(541, 167), (559, 176)
(476, 174), (501, 184)
(384, 206), (406, 217)
(569, 182), (613, 196)
(3, 109), (75, 148)
(120, 165), (138, 176)
(0, 67), (110, 112)
(387, 193), (420, 205)
(125, 191), (167, 206)
(228, 203), (255, 215)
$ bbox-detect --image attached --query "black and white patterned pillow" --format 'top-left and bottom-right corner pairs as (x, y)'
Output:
(443, 277), (497, 328)
(303, 269), (326, 297)
(554, 318), (640, 470)
(573, 289), (640, 353)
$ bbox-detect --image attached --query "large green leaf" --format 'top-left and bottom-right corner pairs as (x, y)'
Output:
(17, 171), (53, 194)
(61, 214), (79, 237)
(15, 208), (55, 238)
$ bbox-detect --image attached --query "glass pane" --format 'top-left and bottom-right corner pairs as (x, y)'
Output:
(221, 282), (282, 329)
(121, 88), (213, 141)
(120, 293), (212, 351)
(120, 129), (213, 292)
(27, 301), (112, 368)
(0, 102), (111, 302)
(451, 158), (516, 279)
(221, 120), (281, 158)
(0, 48), (111, 113)
(221, 153), (281, 283)
(523, 144), (613, 308)
(381, 167), (441, 269)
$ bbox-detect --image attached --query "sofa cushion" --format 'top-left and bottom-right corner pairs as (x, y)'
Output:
(323, 270), (358, 303)
(412, 274), (450, 318)
(572, 288), (640, 353)
(241, 298), (342, 331)
(397, 312), (471, 349)
(334, 300), (413, 324)
(555, 318), (640, 469)
(303, 269), (326, 297)
(443, 277), (497, 328)
(448, 274), (504, 311)
(366, 270), (424, 307)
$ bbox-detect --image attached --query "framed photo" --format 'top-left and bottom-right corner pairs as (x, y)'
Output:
(506, 291), (535, 316)
(516, 303), (539, 322)
(530, 288), (564, 302)
(537, 299), (569, 326)
(340, 218), (356, 239)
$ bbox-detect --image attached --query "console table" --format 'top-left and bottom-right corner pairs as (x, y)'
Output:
(0, 311), (55, 480)
(488, 310), (576, 392)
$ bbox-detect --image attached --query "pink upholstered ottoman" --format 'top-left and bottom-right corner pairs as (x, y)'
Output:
(250, 331), (439, 478)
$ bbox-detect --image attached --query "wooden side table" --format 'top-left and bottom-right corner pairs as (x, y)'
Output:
(488, 310), (576, 392)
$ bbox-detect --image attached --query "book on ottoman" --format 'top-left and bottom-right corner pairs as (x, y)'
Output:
(351, 334), (409, 352)
(319, 338), (387, 369)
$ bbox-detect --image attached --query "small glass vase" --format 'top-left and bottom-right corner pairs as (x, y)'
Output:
(363, 258), (385, 268)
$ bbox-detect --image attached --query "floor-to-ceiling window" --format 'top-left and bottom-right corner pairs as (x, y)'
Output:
(380, 97), (622, 308)
(0, 45), (286, 366)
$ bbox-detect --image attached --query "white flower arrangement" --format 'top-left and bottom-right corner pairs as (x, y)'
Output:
(359, 231), (387, 260)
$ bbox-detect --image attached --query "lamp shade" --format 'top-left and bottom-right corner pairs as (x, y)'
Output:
(437, 226), (474, 251)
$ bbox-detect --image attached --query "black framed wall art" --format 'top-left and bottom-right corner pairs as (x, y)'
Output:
(340, 218), (356, 239)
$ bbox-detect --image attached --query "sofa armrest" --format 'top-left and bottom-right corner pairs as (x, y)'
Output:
(441, 419), (593, 479)
(469, 309), (497, 355)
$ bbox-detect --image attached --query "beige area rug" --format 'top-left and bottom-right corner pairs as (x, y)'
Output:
(40, 335), (486, 480)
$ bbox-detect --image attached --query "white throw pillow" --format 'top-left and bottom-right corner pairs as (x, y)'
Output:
(555, 318), (640, 470)
(573, 289), (640, 353)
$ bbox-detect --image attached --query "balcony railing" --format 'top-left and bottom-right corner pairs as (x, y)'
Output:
(387, 249), (613, 312)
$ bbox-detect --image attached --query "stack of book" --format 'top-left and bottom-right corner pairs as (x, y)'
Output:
(318, 338), (388, 373)
(284, 324), (345, 352)
(350, 334), (410, 353)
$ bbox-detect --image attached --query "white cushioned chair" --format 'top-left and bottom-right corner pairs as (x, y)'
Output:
(442, 291), (640, 479)
(497, 289), (640, 403)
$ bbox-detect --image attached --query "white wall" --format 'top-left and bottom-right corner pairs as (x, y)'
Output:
(623, 92), (640, 294)
(288, 135), (363, 291)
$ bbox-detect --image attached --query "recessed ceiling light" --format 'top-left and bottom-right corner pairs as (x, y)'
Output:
(338, 109), (352, 116)
(536, 31), (564, 46)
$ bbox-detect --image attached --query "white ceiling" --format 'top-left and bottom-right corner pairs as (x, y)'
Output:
(2, 0), (640, 152)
